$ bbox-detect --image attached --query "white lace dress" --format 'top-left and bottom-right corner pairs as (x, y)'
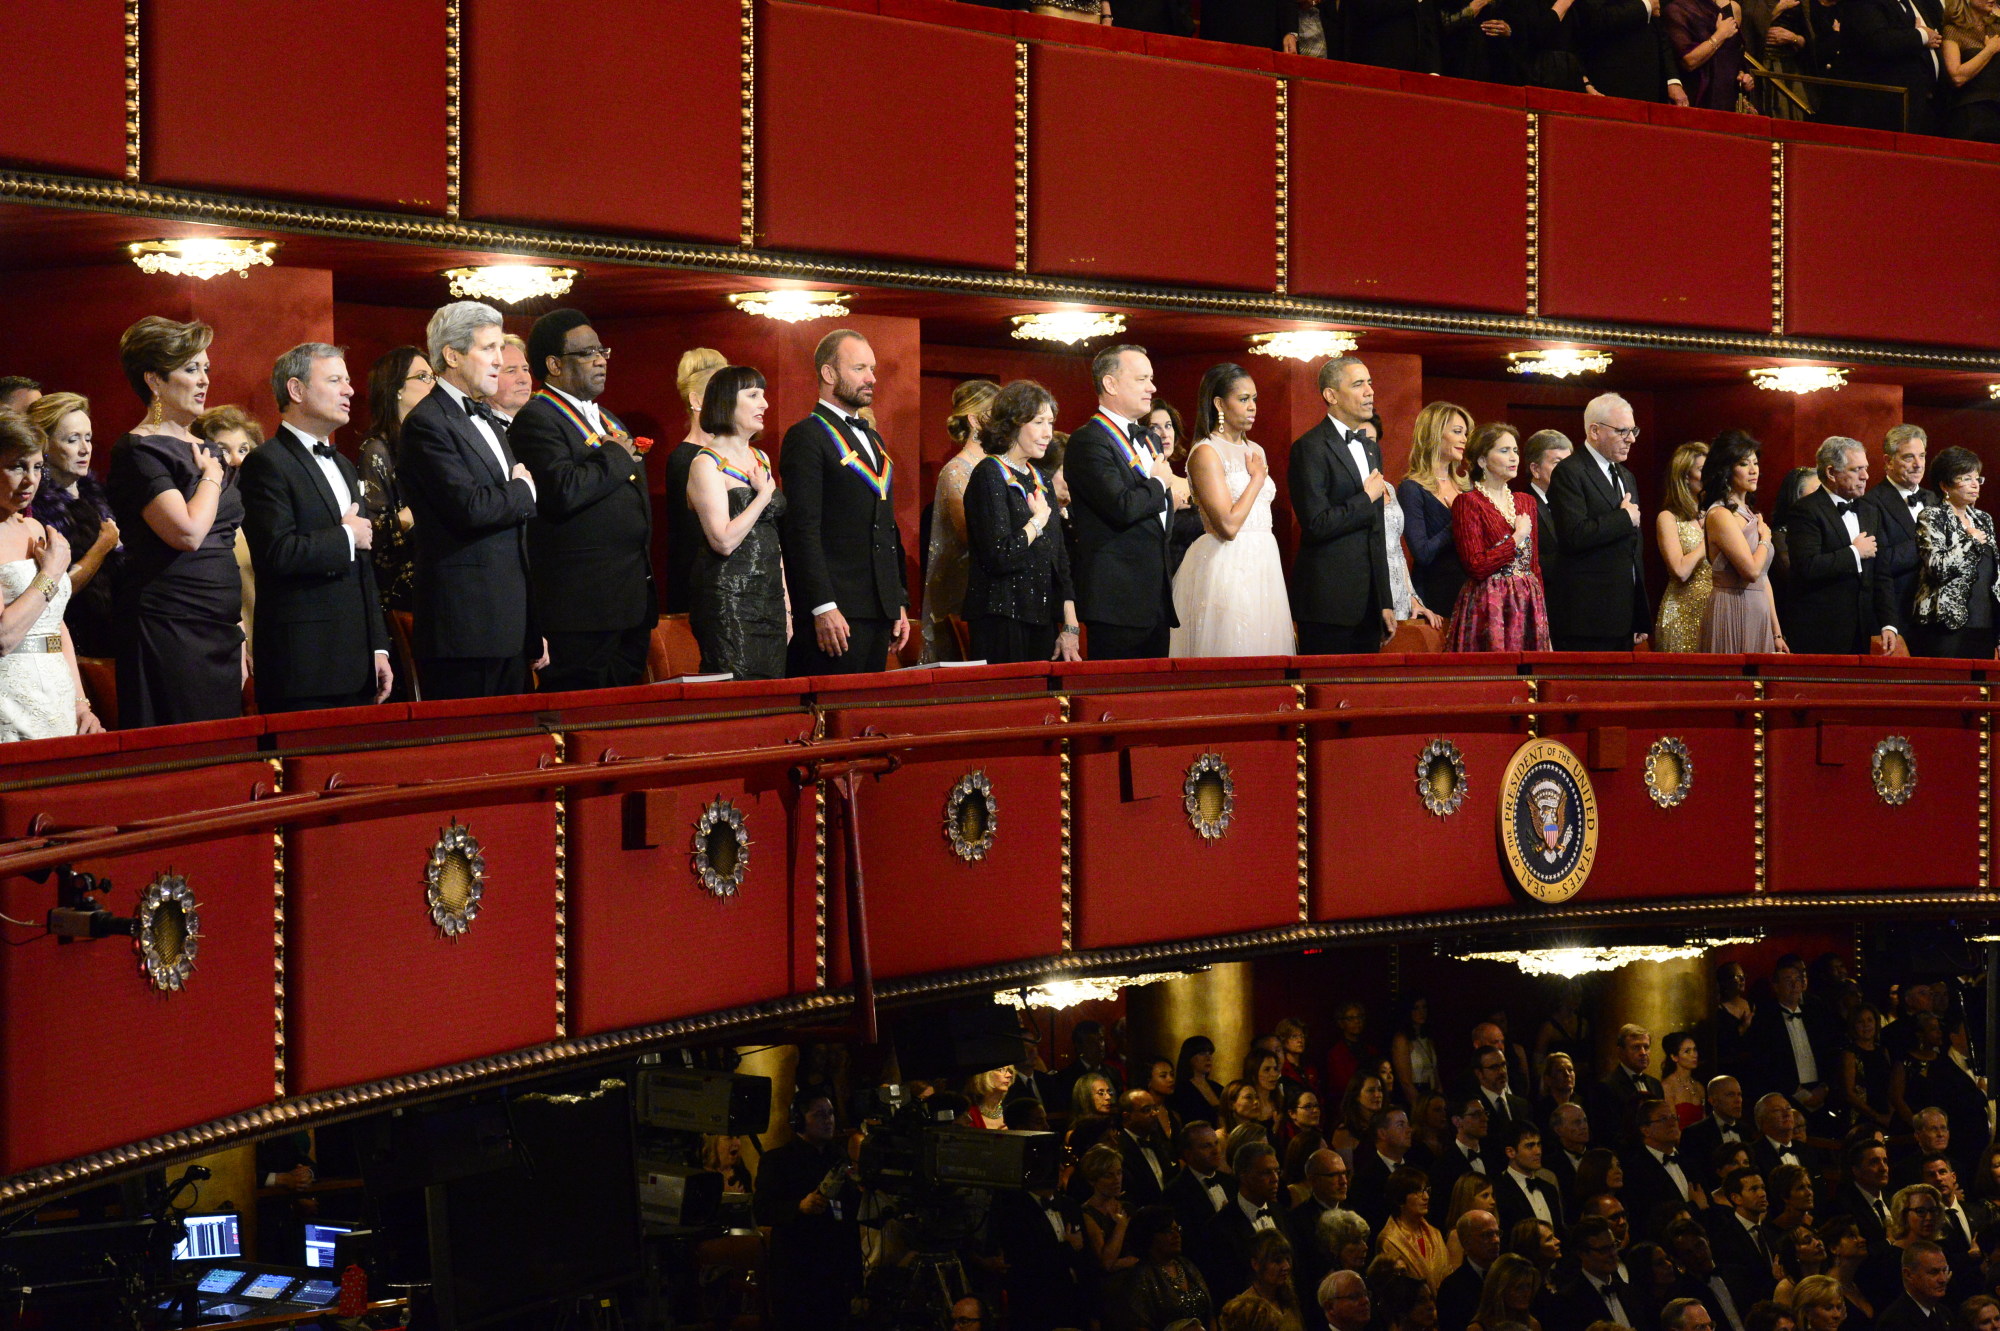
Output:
(0, 559), (77, 743)
(1169, 438), (1295, 658)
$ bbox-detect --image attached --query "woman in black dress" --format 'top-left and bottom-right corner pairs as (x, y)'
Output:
(962, 380), (1082, 666)
(686, 365), (787, 680)
(357, 346), (431, 620)
(106, 316), (244, 726)
(25, 392), (121, 658)
(1839, 1003), (1895, 1134)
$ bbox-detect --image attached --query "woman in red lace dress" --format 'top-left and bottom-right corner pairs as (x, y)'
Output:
(1445, 423), (1551, 652)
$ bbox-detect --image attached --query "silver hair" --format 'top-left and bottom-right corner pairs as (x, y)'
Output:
(1884, 423), (1928, 457)
(1817, 436), (1865, 476)
(1317, 1267), (1365, 1310)
(271, 342), (346, 411)
(1318, 1210), (1371, 1257)
(426, 300), (504, 371)
(1584, 393), (1633, 428)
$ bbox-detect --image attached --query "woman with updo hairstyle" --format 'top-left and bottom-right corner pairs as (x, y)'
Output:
(1699, 429), (1783, 654)
(0, 410), (101, 741)
(1170, 362), (1292, 657)
(686, 365), (787, 681)
(107, 316), (244, 726)
(1912, 445), (2000, 659)
(358, 345), (431, 619)
(26, 391), (121, 657)
(1400, 401), (1474, 619)
(663, 347), (729, 616)
(1446, 422), (1550, 652)
(918, 378), (999, 663)
(961, 379), (1081, 665)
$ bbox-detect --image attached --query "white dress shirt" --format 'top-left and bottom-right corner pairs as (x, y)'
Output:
(1585, 1269), (1632, 1327)
(1510, 1166), (1552, 1223)
(436, 378), (534, 501)
(549, 383), (606, 436)
(1776, 1005), (1821, 1084)
(1125, 1131), (1166, 1189)
(1589, 443), (1625, 498)
(1329, 415), (1373, 488)
(1456, 1140), (1488, 1175)
(1237, 1193), (1280, 1232)
(1649, 1145), (1692, 1199)
(1193, 1171), (1228, 1211)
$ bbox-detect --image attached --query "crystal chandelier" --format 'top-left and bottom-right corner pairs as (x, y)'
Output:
(1457, 935), (1759, 978)
(1750, 366), (1847, 394)
(1248, 331), (1359, 362)
(727, 290), (852, 323)
(128, 238), (276, 280)
(1508, 349), (1612, 379)
(1010, 311), (1127, 346)
(443, 265), (578, 305)
(992, 970), (1190, 1010)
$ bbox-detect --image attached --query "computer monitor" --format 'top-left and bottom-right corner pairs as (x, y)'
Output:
(171, 1214), (241, 1263)
(238, 1273), (296, 1302)
(303, 1222), (352, 1270)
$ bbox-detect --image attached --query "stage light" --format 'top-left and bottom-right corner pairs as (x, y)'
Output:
(443, 264), (578, 305)
(1010, 311), (1127, 346)
(1507, 349), (1612, 379)
(726, 290), (851, 322)
(1247, 331), (1359, 362)
(1751, 366), (1847, 394)
(128, 238), (276, 280)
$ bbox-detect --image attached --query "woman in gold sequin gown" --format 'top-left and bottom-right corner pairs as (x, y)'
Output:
(1652, 441), (1712, 652)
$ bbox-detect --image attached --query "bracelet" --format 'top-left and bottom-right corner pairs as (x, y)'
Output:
(1060, 625), (1080, 638)
(31, 574), (58, 601)
(198, 476), (220, 490)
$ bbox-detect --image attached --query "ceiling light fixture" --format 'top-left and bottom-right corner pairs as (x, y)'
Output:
(1248, 331), (1359, 362)
(1987, 385), (2000, 402)
(1751, 366), (1847, 394)
(443, 264), (578, 306)
(127, 238), (276, 281)
(1508, 349), (1612, 379)
(992, 970), (1191, 1011)
(1010, 311), (1127, 346)
(1456, 935), (1760, 978)
(727, 289), (852, 323)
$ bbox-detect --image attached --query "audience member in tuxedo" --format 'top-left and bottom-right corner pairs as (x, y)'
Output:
(1890, 1025), (1985, 1182)
(1443, 0), (1524, 79)
(1831, 1139), (1896, 1252)
(1784, 437), (1902, 654)
(1118, 1088), (1176, 1208)
(1067, 344), (1183, 659)
(1440, 1210), (1505, 1331)
(1549, 394), (1650, 651)
(1319, 1267), (1377, 1331)
(1292, 1150), (1359, 1324)
(1326, 1002), (1381, 1106)
(1166, 1121), (1239, 1299)
(1684, 1079), (1750, 1178)
(1472, 1048), (1536, 1151)
(107, 317), (248, 727)
(780, 331), (908, 675)
(1891, 1111), (1955, 1191)
(1355, 1107), (1419, 1231)
(1051, 1020), (1126, 1110)
(1550, 1104), (1594, 1206)
(1750, 957), (1834, 1120)
(1668, 1218), (1754, 1331)
(1521, 429), (1582, 631)
(1709, 1168), (1780, 1308)
(1546, 1215), (1642, 1331)
(1291, 357), (1395, 655)
(962, 379), (1082, 665)
(1861, 426), (1935, 625)
(661, 347), (725, 617)
(1749, 1096), (1816, 1182)
(1111, 0), (1194, 32)
(489, 334), (532, 425)
(1175, 1035), (1227, 1127)
(1436, 1095), (1495, 1198)
(26, 393), (121, 658)
(1626, 1100), (1708, 1239)
(1494, 1123), (1567, 1236)
(1596, 1027), (1668, 1149)
(1914, 1156), (1983, 1299)
(1910, 446), (1999, 659)
(238, 344), (391, 713)
(1214, 1143), (1291, 1301)
(511, 309), (653, 692)
(356, 347), (428, 624)
(1400, 402), (1473, 625)
(1203, 0), (1304, 48)
(1839, 1006), (1898, 1136)
(1838, 0), (1944, 131)
(995, 1178), (1086, 1331)
(1578, 0), (1692, 100)
(1379, 1166), (1453, 1292)
(1873, 1241), (1952, 1331)
(754, 1093), (861, 1328)
(1666, 1299), (1721, 1331)
(399, 301), (544, 699)
(1342, 0), (1444, 68)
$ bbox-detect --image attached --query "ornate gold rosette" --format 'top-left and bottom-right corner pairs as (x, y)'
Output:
(1417, 738), (1469, 817)
(1872, 735), (1916, 806)
(1184, 753), (1235, 840)
(693, 798), (752, 897)
(1644, 736), (1693, 809)
(426, 821), (486, 937)
(136, 872), (200, 993)
(945, 771), (998, 862)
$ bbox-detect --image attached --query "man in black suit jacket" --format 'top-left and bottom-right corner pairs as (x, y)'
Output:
(1862, 426), (1939, 629)
(1438, 1209), (1502, 1331)
(1746, 958), (1834, 1115)
(780, 331), (909, 675)
(1705, 1168), (1777, 1308)
(1432, 1092), (1492, 1199)
(1549, 396), (1651, 652)
(1826, 1139), (1895, 1252)
(1576, 0), (1690, 99)
(1470, 1049), (1535, 1168)
(1875, 1242), (1953, 1331)
(1214, 1141), (1288, 1301)
(510, 309), (654, 694)
(1524, 431), (1574, 642)
(1494, 1122), (1567, 1234)
(1164, 1121), (1238, 1307)
(1680, 1078), (1748, 1185)
(1290, 1149), (1361, 1328)
(1838, 0), (1944, 131)
(1785, 437), (1903, 655)
(1548, 1103), (1593, 1208)
(1066, 345), (1183, 660)
(1290, 357), (1396, 655)
(1115, 1090), (1175, 1207)
(1351, 1106), (1415, 1232)
(240, 344), (392, 713)
(399, 302), (544, 700)
(1593, 1024), (1666, 1148)
(1547, 1216), (1646, 1331)
(993, 1184), (1085, 1330)
(1623, 1098), (1706, 1239)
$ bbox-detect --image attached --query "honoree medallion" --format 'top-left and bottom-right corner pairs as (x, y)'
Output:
(1497, 738), (1599, 903)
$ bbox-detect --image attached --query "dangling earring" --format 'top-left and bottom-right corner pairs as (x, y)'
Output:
(145, 398), (163, 427)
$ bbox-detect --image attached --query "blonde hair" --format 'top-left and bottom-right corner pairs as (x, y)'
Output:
(1790, 1274), (1843, 1322)
(947, 379), (1001, 445)
(1405, 401), (1471, 493)
(501, 333), (528, 354)
(1664, 442), (1708, 521)
(119, 316), (213, 404)
(676, 347), (728, 411)
(26, 391), (89, 445)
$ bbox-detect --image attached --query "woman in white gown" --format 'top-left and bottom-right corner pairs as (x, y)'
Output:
(0, 410), (101, 742)
(1170, 363), (1295, 658)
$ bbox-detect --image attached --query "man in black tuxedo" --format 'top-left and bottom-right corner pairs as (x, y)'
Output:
(239, 344), (392, 713)
(780, 331), (908, 675)
(1214, 1142), (1288, 1300)
(1838, 0), (1944, 132)
(1291, 1149), (1359, 1327)
(1549, 395), (1651, 652)
(992, 1182), (1084, 1331)
(1290, 356), (1396, 655)
(1917, 1154), (1986, 1299)
(1875, 1242), (1953, 1331)
(1862, 426), (1938, 629)
(1747, 1095), (1824, 1183)
(1706, 1168), (1778, 1308)
(1067, 345), (1184, 660)
(1891, 1108), (1951, 1189)
(1594, 1025), (1665, 1149)
(1470, 1049), (1534, 1165)
(1112, 0), (1193, 33)
(1524, 430), (1574, 642)
(1624, 1098), (1707, 1239)
(1827, 1138), (1895, 1252)
(1681, 1077), (1747, 1183)
(1432, 1093), (1492, 1198)
(1577, 0), (1690, 100)
(1494, 1122), (1567, 1234)
(1665, 1220), (1749, 1331)
(400, 301), (544, 700)
(1351, 1106), (1415, 1231)
(1548, 1103), (1593, 1208)
(510, 308), (653, 693)
(1438, 1209), (1502, 1331)
(1164, 1122), (1237, 1307)
(1045, 1020), (1124, 1110)
(1746, 958), (1833, 1119)
(1784, 437), (1903, 655)
(1115, 1089), (1174, 1207)
(1547, 1216), (1646, 1331)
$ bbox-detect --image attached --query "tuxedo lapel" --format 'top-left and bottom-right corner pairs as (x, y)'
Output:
(279, 426), (345, 522)
(450, 402), (508, 483)
(1324, 421), (1366, 490)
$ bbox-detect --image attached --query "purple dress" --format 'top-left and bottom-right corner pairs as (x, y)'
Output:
(1665, 0), (1747, 108)
(29, 476), (119, 657)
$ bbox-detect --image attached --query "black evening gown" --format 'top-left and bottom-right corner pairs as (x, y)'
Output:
(107, 433), (245, 727)
(690, 487), (789, 681)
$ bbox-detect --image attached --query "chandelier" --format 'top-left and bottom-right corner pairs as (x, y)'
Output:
(1751, 366), (1846, 394)
(992, 970), (1190, 1010)
(443, 264), (577, 305)
(1010, 311), (1127, 346)
(1248, 331), (1359, 362)
(727, 290), (852, 323)
(1508, 349), (1612, 379)
(1456, 935), (1759, 978)
(128, 238), (276, 280)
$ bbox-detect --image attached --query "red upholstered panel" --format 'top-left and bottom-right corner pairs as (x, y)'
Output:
(1305, 678), (1531, 920)
(1030, 45), (1276, 289)
(1764, 676), (1983, 891)
(1537, 115), (1770, 332)
(0, 1), (126, 177)
(1289, 82), (1526, 313)
(462, 0), (739, 241)
(565, 716), (809, 1037)
(760, 4), (1017, 267)
(284, 735), (558, 1095)
(1533, 678), (1757, 899)
(145, 0), (448, 211)
(0, 766), (275, 1175)
(825, 697), (1065, 982)
(1071, 686), (1300, 948)
(1786, 144), (2000, 347)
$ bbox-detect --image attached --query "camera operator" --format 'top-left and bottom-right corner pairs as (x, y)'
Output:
(755, 1092), (862, 1326)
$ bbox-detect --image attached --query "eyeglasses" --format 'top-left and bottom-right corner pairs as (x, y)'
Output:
(562, 346), (613, 362)
(1594, 424), (1641, 441)
(404, 371), (435, 386)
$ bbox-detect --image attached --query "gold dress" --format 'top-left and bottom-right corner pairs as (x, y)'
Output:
(1654, 516), (1713, 653)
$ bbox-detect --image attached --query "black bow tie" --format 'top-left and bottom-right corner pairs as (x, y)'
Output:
(464, 397), (504, 429)
(1660, 1151), (1680, 1166)
(1044, 1198), (1062, 1213)
(311, 442), (335, 459)
(1784, 1009), (1804, 1021)
(1603, 1278), (1628, 1297)
(1254, 1207), (1272, 1220)
(1830, 497), (1852, 512)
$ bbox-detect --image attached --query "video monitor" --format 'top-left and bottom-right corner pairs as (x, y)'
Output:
(195, 1268), (247, 1295)
(239, 1273), (296, 1301)
(171, 1213), (241, 1262)
(303, 1222), (352, 1270)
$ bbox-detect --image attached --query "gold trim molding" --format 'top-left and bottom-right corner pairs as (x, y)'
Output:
(1770, 141), (1785, 337)
(1525, 112), (1540, 319)
(445, 0), (462, 219)
(740, 0), (757, 248)
(1275, 80), (1290, 296)
(122, 0), (140, 183)
(1014, 41), (1030, 274)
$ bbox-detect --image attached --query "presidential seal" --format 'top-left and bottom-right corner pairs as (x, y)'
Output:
(1498, 738), (1599, 903)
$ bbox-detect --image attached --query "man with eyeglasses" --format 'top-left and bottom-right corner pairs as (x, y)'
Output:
(1318, 1269), (1373, 1331)
(1785, 435), (1903, 655)
(1432, 1093), (1491, 1198)
(1291, 1149), (1359, 1325)
(509, 308), (654, 692)
(1916, 1153), (1985, 1300)
(1623, 1098), (1708, 1240)
(1549, 1215), (1640, 1331)
(948, 1295), (988, 1330)
(1547, 393), (1650, 653)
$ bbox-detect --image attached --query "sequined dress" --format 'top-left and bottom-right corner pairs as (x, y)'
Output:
(1654, 516), (1713, 653)
(690, 487), (789, 680)
(0, 560), (76, 742)
(918, 452), (977, 664)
